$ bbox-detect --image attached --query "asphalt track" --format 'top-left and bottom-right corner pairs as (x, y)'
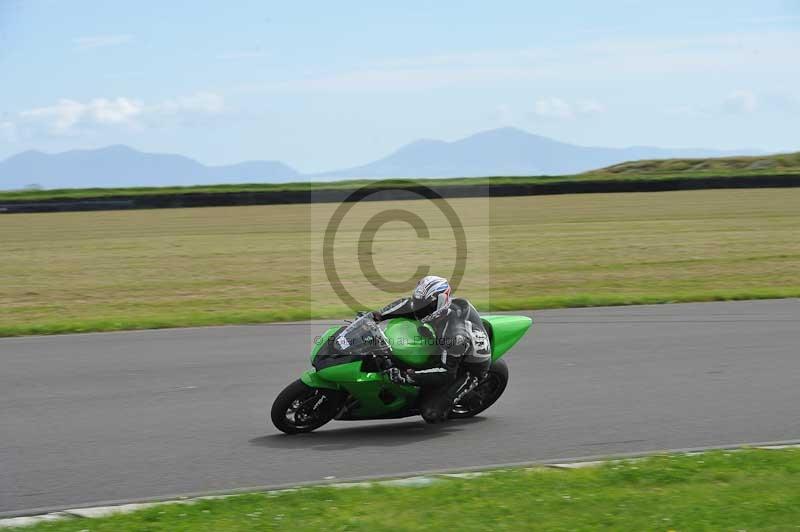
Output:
(2, 299), (799, 515)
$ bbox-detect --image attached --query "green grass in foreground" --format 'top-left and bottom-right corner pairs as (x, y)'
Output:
(24, 449), (800, 531)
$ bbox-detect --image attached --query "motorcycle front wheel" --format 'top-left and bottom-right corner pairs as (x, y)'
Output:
(271, 379), (346, 434)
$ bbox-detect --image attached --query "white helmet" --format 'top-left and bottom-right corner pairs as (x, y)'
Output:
(411, 275), (452, 323)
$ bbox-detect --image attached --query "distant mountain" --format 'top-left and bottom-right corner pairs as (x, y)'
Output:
(316, 127), (756, 178)
(0, 128), (763, 190)
(0, 145), (299, 190)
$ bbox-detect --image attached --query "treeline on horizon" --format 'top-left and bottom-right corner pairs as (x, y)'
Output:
(1, 151), (799, 211)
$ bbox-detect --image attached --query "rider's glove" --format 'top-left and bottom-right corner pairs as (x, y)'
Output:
(376, 355), (394, 372)
(386, 367), (412, 385)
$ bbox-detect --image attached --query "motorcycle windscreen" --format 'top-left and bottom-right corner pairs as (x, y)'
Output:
(313, 317), (390, 372)
(311, 327), (361, 371)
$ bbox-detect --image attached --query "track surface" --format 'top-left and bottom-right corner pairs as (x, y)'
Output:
(2, 299), (799, 514)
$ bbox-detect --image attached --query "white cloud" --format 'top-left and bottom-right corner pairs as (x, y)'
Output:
(217, 50), (269, 60)
(763, 92), (800, 113)
(722, 90), (758, 114)
(748, 15), (800, 24)
(0, 121), (17, 142)
(9, 92), (225, 138)
(492, 104), (513, 124)
(669, 89), (800, 118)
(73, 34), (133, 51)
(240, 66), (546, 92)
(154, 92), (225, 115)
(575, 99), (606, 114)
(237, 30), (799, 93)
(532, 97), (574, 119)
(530, 97), (605, 120)
(19, 98), (145, 135)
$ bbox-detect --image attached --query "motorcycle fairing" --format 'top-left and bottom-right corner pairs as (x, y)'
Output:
(302, 314), (532, 418)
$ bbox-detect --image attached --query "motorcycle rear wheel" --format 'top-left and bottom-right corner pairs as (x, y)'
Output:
(449, 359), (508, 418)
(271, 379), (346, 434)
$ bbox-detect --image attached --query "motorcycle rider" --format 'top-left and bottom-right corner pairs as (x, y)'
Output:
(368, 275), (492, 424)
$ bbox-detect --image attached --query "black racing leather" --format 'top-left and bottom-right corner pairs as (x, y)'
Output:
(376, 297), (489, 388)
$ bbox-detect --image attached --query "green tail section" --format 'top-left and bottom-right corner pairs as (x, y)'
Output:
(481, 315), (533, 360)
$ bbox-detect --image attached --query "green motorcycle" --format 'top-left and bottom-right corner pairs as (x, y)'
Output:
(271, 313), (532, 434)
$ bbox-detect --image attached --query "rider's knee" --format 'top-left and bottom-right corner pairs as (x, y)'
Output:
(422, 407), (448, 424)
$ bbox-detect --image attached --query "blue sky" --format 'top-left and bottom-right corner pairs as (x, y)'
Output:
(1, 0), (798, 171)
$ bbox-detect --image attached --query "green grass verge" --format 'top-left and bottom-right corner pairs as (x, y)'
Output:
(588, 150), (800, 176)
(1, 288), (798, 337)
(23, 449), (800, 531)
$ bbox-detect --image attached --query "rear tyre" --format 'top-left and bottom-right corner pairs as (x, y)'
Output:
(450, 358), (509, 419)
(271, 379), (346, 434)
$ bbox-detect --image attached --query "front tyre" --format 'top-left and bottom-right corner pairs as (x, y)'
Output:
(450, 358), (509, 418)
(271, 379), (346, 434)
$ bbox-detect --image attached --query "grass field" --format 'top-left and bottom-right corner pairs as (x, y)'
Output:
(1, 188), (799, 336)
(19, 449), (800, 531)
(588, 150), (800, 176)
(1, 151), (798, 202)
